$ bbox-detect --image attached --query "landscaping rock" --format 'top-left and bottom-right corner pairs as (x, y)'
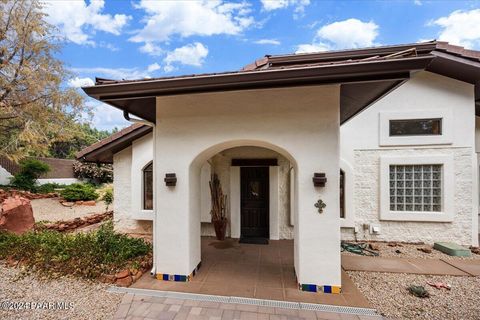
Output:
(0, 196), (35, 234)
(132, 271), (143, 282)
(115, 269), (130, 279)
(99, 274), (116, 284)
(470, 247), (480, 255)
(369, 243), (380, 251)
(61, 201), (75, 207)
(36, 211), (113, 233)
(115, 275), (133, 287)
(417, 247), (432, 254)
(83, 200), (96, 206)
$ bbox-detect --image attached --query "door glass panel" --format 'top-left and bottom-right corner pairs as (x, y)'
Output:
(249, 181), (260, 199)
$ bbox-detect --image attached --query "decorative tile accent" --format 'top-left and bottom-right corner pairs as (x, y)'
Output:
(156, 261), (201, 282)
(297, 283), (341, 294)
(295, 268), (341, 294)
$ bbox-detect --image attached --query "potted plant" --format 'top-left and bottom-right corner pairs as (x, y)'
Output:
(209, 173), (228, 240)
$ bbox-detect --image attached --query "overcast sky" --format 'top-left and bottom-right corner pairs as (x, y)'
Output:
(40, 0), (480, 130)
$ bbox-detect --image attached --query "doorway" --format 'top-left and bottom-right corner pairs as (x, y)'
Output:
(240, 166), (269, 243)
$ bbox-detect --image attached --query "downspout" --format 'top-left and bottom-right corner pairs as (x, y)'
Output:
(123, 111), (157, 276)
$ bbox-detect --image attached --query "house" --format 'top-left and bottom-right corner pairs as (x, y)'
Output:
(77, 41), (480, 293)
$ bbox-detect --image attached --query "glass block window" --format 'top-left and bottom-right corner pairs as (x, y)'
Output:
(389, 118), (442, 136)
(389, 164), (442, 212)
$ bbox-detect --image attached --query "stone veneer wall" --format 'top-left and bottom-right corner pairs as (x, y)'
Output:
(200, 146), (294, 239)
(341, 147), (474, 245)
(113, 147), (152, 235)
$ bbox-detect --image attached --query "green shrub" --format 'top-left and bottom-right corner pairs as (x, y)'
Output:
(60, 183), (98, 201)
(0, 222), (151, 278)
(36, 183), (66, 194)
(101, 187), (113, 211)
(10, 159), (50, 192)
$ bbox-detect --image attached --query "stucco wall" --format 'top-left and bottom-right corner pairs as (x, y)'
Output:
(340, 71), (478, 245)
(113, 146), (152, 235)
(131, 133), (154, 220)
(341, 148), (473, 245)
(200, 146), (294, 239)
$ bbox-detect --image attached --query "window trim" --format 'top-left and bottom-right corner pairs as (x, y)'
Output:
(379, 110), (452, 146)
(379, 155), (454, 222)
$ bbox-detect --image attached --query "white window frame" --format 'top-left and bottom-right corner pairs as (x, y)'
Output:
(379, 110), (453, 146)
(379, 155), (454, 222)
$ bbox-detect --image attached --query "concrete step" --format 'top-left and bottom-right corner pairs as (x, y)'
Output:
(433, 242), (471, 257)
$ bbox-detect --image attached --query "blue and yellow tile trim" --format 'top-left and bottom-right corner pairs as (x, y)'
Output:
(295, 268), (341, 294)
(299, 283), (342, 294)
(156, 261), (202, 282)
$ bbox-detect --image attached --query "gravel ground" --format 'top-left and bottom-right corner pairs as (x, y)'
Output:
(348, 271), (480, 320)
(342, 241), (480, 260)
(0, 264), (123, 320)
(31, 198), (110, 222)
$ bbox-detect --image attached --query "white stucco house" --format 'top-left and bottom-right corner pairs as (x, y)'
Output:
(77, 41), (480, 293)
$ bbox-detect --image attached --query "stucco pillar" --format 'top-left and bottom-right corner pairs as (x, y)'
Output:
(294, 161), (342, 292)
(154, 159), (201, 279)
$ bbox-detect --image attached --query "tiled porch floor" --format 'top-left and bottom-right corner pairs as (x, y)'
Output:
(132, 237), (371, 308)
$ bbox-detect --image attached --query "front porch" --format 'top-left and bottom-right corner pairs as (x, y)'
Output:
(132, 238), (370, 307)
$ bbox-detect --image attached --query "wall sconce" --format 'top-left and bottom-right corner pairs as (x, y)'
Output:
(164, 173), (177, 186)
(312, 173), (327, 187)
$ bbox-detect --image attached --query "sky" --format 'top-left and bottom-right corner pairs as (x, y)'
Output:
(40, 0), (480, 131)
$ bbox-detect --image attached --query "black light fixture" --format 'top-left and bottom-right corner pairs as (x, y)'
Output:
(312, 173), (327, 187)
(164, 173), (177, 186)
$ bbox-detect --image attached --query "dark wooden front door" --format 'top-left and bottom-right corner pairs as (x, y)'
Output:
(241, 167), (269, 239)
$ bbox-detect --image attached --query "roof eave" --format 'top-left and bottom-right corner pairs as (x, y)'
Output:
(82, 55), (434, 101)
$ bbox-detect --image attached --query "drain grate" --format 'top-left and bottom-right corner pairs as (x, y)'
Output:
(261, 299), (300, 309)
(170, 292), (229, 303)
(108, 286), (379, 316)
(300, 302), (378, 316)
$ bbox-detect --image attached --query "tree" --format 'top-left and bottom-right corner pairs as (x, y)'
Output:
(10, 158), (50, 191)
(0, 0), (89, 161)
(48, 123), (119, 159)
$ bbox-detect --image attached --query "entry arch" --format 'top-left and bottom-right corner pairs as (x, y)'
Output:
(188, 139), (299, 261)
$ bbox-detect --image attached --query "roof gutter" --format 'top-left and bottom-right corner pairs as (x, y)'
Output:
(123, 111), (154, 127)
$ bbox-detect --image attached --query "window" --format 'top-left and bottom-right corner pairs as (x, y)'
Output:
(389, 118), (442, 136)
(379, 110), (452, 146)
(143, 162), (153, 210)
(389, 164), (442, 212)
(340, 170), (345, 218)
(380, 155), (453, 222)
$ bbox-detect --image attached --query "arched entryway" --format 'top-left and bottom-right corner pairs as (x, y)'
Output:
(153, 85), (342, 291)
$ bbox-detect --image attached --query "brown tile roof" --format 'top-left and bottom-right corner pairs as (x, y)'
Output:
(242, 41), (480, 71)
(76, 123), (149, 161)
(92, 42), (440, 87)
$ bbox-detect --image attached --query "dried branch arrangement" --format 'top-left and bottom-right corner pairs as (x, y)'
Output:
(209, 173), (227, 222)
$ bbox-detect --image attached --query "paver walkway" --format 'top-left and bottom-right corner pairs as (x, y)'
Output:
(113, 292), (384, 320)
(341, 255), (480, 276)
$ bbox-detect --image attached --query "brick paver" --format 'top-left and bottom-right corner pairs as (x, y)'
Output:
(113, 293), (384, 320)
